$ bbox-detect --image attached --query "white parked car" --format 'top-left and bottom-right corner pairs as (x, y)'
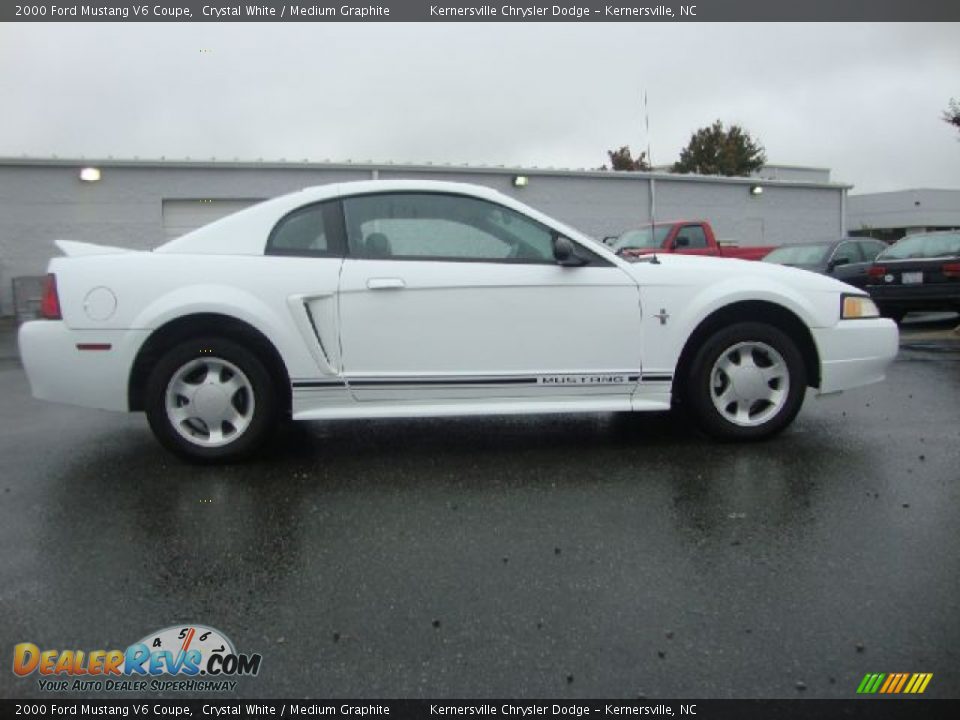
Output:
(19, 180), (898, 461)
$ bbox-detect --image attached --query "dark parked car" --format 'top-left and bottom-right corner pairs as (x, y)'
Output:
(762, 237), (888, 288)
(865, 230), (960, 322)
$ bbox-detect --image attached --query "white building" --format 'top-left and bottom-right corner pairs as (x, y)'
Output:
(848, 189), (960, 243)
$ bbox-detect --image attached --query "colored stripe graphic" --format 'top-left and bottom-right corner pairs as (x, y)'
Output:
(856, 673), (885, 694)
(879, 674), (895, 693)
(907, 673), (933, 694)
(857, 673), (932, 694)
(893, 673), (909, 693)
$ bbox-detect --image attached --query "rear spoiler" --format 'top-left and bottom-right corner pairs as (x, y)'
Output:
(55, 240), (138, 257)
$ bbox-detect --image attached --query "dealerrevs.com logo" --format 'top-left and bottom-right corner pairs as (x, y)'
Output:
(12, 624), (262, 693)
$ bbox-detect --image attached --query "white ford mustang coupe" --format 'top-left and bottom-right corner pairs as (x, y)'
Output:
(19, 180), (898, 461)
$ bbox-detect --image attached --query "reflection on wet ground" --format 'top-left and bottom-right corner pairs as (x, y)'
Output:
(1, 342), (958, 698)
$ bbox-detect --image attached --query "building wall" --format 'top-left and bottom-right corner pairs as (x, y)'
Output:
(654, 180), (841, 247)
(0, 160), (847, 315)
(848, 189), (960, 242)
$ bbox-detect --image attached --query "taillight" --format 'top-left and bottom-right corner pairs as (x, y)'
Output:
(943, 262), (960, 279)
(40, 273), (61, 319)
(866, 266), (886, 282)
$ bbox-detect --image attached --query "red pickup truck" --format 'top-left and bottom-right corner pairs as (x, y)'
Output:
(606, 220), (775, 261)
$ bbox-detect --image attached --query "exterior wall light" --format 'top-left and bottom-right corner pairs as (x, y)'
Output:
(79, 167), (101, 183)
(749, 184), (763, 196)
(513, 175), (529, 188)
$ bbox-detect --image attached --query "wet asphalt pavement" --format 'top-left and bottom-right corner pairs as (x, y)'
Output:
(1, 318), (958, 700)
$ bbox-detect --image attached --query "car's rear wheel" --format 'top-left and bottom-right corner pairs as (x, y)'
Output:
(685, 322), (806, 440)
(145, 337), (279, 462)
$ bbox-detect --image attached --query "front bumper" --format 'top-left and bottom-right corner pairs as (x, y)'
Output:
(812, 318), (899, 395)
(18, 321), (149, 412)
(866, 283), (960, 311)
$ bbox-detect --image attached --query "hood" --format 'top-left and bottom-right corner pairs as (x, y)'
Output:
(623, 252), (860, 295)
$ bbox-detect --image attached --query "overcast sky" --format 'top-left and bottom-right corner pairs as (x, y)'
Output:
(1, 22), (957, 194)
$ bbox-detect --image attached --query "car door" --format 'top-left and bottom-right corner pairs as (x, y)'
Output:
(672, 224), (718, 256)
(827, 240), (869, 287)
(336, 192), (644, 403)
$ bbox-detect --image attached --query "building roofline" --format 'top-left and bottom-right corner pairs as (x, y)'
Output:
(653, 161), (834, 173)
(758, 163), (833, 172)
(849, 188), (960, 197)
(0, 156), (853, 190)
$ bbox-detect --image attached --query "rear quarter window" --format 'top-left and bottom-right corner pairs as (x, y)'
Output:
(266, 201), (344, 257)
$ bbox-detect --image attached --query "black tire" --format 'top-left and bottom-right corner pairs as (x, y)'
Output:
(145, 336), (280, 462)
(684, 322), (807, 441)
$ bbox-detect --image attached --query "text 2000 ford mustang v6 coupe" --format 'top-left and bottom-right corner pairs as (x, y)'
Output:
(19, 181), (899, 461)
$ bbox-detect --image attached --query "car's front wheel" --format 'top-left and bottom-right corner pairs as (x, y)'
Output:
(145, 337), (280, 462)
(685, 322), (807, 440)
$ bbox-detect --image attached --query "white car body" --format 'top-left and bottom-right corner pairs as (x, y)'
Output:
(18, 180), (898, 459)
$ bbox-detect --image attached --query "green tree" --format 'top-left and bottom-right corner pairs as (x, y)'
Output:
(672, 120), (766, 176)
(943, 98), (960, 137)
(605, 145), (650, 171)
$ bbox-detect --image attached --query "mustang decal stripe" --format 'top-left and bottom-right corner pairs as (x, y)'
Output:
(291, 374), (683, 389)
(350, 377), (536, 387)
(294, 375), (656, 389)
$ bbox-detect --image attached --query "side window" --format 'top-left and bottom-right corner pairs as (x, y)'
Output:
(831, 242), (863, 265)
(857, 240), (886, 261)
(341, 193), (556, 263)
(266, 202), (341, 257)
(677, 225), (708, 249)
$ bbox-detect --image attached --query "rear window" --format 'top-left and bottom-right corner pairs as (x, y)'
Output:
(763, 244), (830, 265)
(613, 226), (671, 252)
(878, 232), (960, 261)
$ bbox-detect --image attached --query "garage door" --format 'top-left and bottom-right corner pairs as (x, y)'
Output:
(161, 199), (263, 241)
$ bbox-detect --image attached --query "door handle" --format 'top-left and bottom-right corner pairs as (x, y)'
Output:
(366, 277), (406, 290)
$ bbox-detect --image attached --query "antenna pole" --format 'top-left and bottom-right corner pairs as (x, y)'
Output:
(645, 90), (656, 227)
(644, 90), (653, 169)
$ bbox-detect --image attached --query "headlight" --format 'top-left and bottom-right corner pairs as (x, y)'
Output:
(841, 294), (880, 319)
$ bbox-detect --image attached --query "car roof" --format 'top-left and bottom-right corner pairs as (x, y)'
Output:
(154, 179), (605, 257)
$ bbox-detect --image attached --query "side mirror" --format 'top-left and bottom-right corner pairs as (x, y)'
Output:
(673, 236), (690, 249)
(553, 236), (587, 266)
(828, 257), (850, 271)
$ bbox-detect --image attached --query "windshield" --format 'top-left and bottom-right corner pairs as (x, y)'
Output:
(877, 232), (960, 260)
(612, 225), (672, 252)
(763, 243), (831, 266)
